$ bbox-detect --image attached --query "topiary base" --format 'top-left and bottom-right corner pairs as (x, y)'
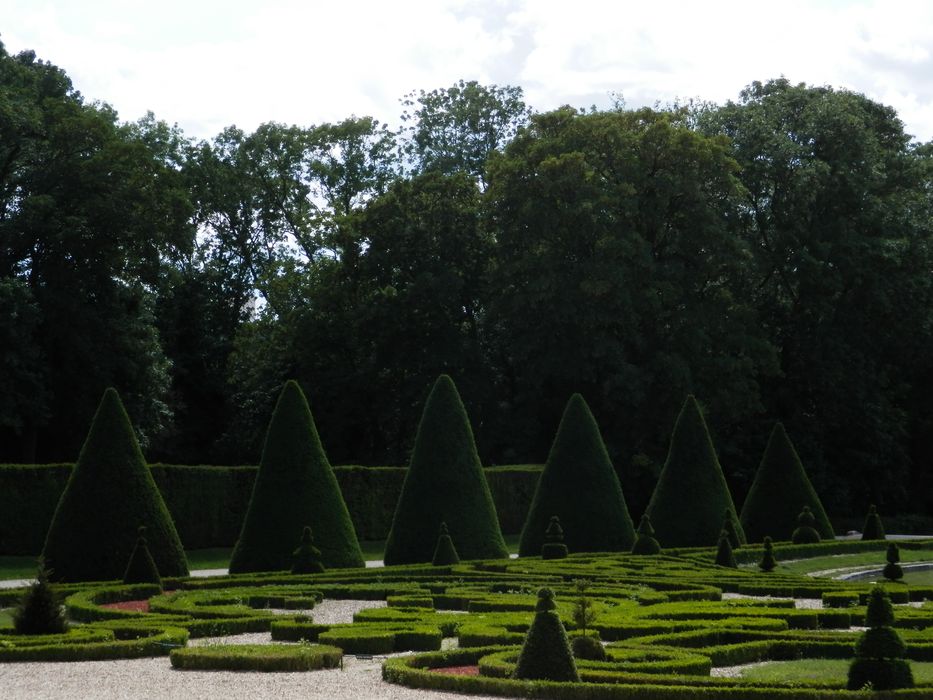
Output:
(847, 657), (914, 690)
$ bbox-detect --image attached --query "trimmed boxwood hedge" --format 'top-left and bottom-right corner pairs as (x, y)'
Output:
(170, 643), (343, 671)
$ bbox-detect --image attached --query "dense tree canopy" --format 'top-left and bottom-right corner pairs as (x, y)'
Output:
(2, 44), (931, 519)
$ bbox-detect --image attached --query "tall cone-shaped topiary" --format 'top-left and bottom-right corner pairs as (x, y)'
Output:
(513, 588), (579, 682)
(645, 396), (744, 547)
(41, 388), (188, 582)
(383, 375), (508, 565)
(229, 381), (364, 572)
(519, 394), (635, 556)
(740, 423), (834, 542)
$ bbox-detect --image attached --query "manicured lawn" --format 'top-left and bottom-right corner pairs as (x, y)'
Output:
(0, 608), (14, 629)
(775, 550), (933, 576)
(0, 556), (39, 581)
(900, 568), (933, 585)
(739, 658), (933, 684)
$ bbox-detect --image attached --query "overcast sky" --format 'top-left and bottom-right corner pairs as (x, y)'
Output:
(4, 0), (933, 142)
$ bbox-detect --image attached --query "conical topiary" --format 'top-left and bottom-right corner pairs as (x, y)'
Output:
(541, 515), (569, 560)
(848, 587), (914, 690)
(631, 514), (661, 555)
(519, 395), (635, 556)
(291, 526), (325, 574)
(791, 506), (822, 545)
(722, 508), (742, 549)
(758, 536), (777, 572)
(14, 560), (67, 635)
(645, 396), (744, 547)
(383, 375), (508, 565)
(513, 588), (579, 682)
(715, 531), (737, 568)
(41, 388), (188, 582)
(229, 381), (364, 572)
(123, 526), (162, 587)
(862, 505), (886, 541)
(883, 543), (903, 582)
(740, 423), (835, 543)
(432, 522), (460, 566)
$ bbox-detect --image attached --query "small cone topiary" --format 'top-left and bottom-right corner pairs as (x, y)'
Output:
(722, 509), (742, 549)
(848, 587), (914, 690)
(41, 388), (188, 582)
(14, 560), (67, 635)
(291, 526), (325, 575)
(791, 506), (821, 545)
(384, 375), (508, 565)
(513, 588), (579, 682)
(646, 396), (745, 547)
(715, 530), (737, 568)
(431, 522), (460, 566)
(631, 514), (661, 555)
(883, 543), (903, 582)
(862, 505), (886, 541)
(229, 381), (364, 572)
(758, 536), (777, 572)
(519, 395), (635, 556)
(541, 515), (569, 560)
(740, 422), (834, 542)
(123, 526), (162, 587)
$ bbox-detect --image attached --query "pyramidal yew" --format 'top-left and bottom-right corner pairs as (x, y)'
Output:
(631, 514), (661, 555)
(646, 396), (744, 547)
(431, 522), (461, 566)
(123, 526), (162, 587)
(41, 388), (188, 582)
(519, 394), (634, 557)
(229, 381), (364, 573)
(383, 375), (508, 565)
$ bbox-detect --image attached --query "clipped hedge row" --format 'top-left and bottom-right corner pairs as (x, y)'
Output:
(0, 463), (542, 553)
(170, 643), (343, 671)
(0, 623), (188, 662)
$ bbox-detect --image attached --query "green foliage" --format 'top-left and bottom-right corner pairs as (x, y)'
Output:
(229, 381), (364, 572)
(741, 424), (834, 543)
(431, 522), (460, 566)
(631, 514), (662, 555)
(540, 515), (569, 560)
(169, 643), (343, 672)
(866, 586), (896, 628)
(884, 543), (904, 581)
(383, 375), (508, 565)
(570, 579), (597, 636)
(791, 506), (822, 545)
(291, 526), (325, 575)
(758, 537), (777, 572)
(570, 634), (607, 662)
(721, 509), (743, 549)
(123, 526), (162, 587)
(862, 504), (887, 541)
(40, 389), (188, 582)
(848, 586), (914, 690)
(646, 396), (745, 547)
(715, 532), (738, 569)
(519, 395), (635, 556)
(512, 588), (579, 682)
(13, 561), (67, 635)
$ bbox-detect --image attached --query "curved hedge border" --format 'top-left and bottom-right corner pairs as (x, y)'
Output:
(0, 622), (188, 662)
(170, 643), (342, 671)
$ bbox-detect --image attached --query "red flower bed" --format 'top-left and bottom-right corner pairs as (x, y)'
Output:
(100, 599), (150, 613)
(433, 665), (480, 676)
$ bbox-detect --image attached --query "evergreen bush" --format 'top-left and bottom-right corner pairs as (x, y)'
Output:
(862, 504), (886, 541)
(123, 526), (162, 587)
(883, 543), (903, 581)
(645, 396), (744, 547)
(739, 422), (835, 543)
(13, 560), (67, 635)
(41, 388), (188, 582)
(512, 588), (579, 682)
(291, 526), (325, 575)
(715, 531), (737, 568)
(383, 375), (508, 565)
(540, 515), (569, 560)
(431, 522), (460, 566)
(570, 634), (606, 661)
(848, 587), (914, 690)
(758, 536), (777, 572)
(518, 395), (634, 556)
(229, 381), (364, 572)
(630, 514), (661, 555)
(791, 506), (821, 545)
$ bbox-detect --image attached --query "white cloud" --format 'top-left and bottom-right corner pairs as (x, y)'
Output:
(3, 0), (933, 141)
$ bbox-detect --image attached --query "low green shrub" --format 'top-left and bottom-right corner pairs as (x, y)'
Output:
(170, 643), (342, 671)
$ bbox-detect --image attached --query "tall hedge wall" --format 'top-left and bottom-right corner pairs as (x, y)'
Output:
(0, 463), (541, 555)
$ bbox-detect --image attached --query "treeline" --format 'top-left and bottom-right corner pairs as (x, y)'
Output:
(2, 41), (932, 518)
